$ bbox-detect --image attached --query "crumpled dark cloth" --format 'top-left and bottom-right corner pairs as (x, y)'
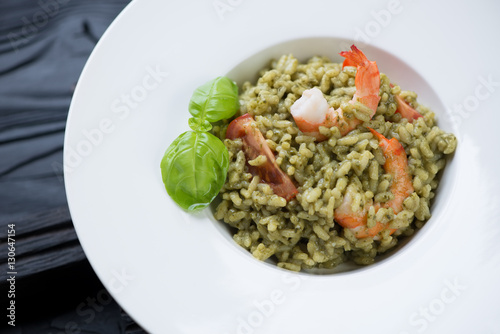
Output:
(0, 0), (130, 224)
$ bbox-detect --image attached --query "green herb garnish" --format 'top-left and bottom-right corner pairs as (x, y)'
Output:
(160, 76), (239, 211)
(188, 76), (239, 131)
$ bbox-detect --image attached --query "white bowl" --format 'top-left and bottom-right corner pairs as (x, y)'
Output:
(209, 36), (458, 275)
(64, 1), (500, 333)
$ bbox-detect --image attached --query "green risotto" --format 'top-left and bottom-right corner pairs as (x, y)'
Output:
(212, 53), (457, 272)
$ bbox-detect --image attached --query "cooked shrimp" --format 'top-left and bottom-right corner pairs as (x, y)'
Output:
(390, 84), (423, 122)
(369, 128), (414, 213)
(334, 128), (414, 239)
(290, 45), (380, 140)
(334, 184), (386, 239)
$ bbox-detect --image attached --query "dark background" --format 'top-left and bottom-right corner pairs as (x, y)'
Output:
(0, 1), (147, 332)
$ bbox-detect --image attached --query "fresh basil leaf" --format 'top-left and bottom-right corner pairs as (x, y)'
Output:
(160, 131), (229, 211)
(188, 76), (239, 131)
(188, 117), (212, 132)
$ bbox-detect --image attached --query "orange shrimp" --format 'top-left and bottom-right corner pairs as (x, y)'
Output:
(290, 45), (381, 140)
(390, 84), (423, 122)
(334, 185), (386, 239)
(334, 128), (414, 239)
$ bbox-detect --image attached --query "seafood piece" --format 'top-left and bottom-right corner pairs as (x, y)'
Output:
(390, 84), (423, 122)
(289, 87), (333, 140)
(290, 45), (381, 140)
(226, 113), (298, 201)
(334, 184), (386, 239)
(334, 128), (414, 238)
(369, 128), (414, 213)
(394, 94), (423, 122)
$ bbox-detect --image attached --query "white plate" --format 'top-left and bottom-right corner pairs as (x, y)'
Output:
(64, 1), (500, 333)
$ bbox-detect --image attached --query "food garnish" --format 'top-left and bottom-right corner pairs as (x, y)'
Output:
(160, 76), (239, 211)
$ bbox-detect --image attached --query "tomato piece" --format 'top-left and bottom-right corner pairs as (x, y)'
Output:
(226, 114), (298, 201)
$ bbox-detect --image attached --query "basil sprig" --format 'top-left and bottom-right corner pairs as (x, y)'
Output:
(188, 76), (239, 132)
(160, 76), (239, 211)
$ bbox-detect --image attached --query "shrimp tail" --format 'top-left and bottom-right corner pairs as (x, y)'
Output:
(394, 94), (423, 122)
(368, 127), (406, 158)
(339, 45), (369, 67)
(389, 84), (423, 122)
(369, 127), (393, 150)
(342, 57), (356, 68)
(340, 45), (381, 112)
